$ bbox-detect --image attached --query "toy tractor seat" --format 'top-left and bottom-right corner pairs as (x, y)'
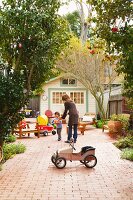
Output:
(81, 146), (95, 154)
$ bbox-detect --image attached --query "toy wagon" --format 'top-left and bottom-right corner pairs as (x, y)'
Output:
(35, 115), (56, 136)
(36, 124), (55, 136)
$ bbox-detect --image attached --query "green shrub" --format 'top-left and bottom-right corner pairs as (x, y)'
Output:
(94, 120), (108, 128)
(114, 135), (133, 149)
(3, 143), (26, 161)
(126, 130), (133, 137)
(121, 148), (133, 161)
(15, 143), (26, 154)
(96, 120), (104, 128)
(5, 134), (16, 143)
(110, 114), (129, 130)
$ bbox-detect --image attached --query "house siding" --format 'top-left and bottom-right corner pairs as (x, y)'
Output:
(103, 86), (122, 111)
(103, 86), (123, 116)
(40, 78), (96, 117)
(88, 92), (96, 114)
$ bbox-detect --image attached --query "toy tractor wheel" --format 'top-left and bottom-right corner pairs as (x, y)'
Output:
(43, 131), (48, 136)
(51, 155), (56, 164)
(80, 160), (84, 164)
(55, 157), (66, 169)
(84, 155), (97, 168)
(52, 130), (56, 135)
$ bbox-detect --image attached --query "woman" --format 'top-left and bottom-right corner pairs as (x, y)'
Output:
(62, 94), (79, 143)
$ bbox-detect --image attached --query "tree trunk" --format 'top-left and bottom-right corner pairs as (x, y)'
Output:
(0, 136), (4, 147)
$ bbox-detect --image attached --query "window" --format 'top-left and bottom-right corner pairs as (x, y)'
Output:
(70, 92), (84, 104)
(61, 78), (76, 85)
(52, 92), (66, 104)
(52, 91), (84, 104)
(69, 79), (76, 85)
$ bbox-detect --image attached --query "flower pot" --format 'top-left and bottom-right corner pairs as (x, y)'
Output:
(108, 120), (123, 137)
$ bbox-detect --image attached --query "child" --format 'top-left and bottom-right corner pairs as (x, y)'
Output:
(52, 112), (62, 141)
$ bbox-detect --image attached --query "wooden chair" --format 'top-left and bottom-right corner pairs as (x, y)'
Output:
(78, 117), (97, 135)
(78, 122), (90, 135)
(102, 124), (109, 132)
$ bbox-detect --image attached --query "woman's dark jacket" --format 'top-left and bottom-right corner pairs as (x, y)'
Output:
(62, 100), (79, 126)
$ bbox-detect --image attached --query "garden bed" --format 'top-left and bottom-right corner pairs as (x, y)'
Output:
(0, 134), (26, 170)
(114, 134), (133, 161)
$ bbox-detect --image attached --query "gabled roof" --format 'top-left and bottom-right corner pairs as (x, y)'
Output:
(45, 74), (63, 83)
(45, 73), (73, 84)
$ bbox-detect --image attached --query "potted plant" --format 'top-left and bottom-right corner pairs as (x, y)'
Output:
(108, 114), (129, 138)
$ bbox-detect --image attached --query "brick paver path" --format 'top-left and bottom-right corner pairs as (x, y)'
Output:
(0, 125), (133, 200)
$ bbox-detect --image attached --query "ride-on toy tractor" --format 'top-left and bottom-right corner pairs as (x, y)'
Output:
(51, 140), (97, 169)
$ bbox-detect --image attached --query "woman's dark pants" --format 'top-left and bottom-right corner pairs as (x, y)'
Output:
(68, 124), (78, 142)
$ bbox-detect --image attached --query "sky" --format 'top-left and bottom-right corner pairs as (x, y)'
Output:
(58, 1), (77, 16)
(0, 1), (87, 17)
(0, 0), (77, 13)
(59, 1), (90, 17)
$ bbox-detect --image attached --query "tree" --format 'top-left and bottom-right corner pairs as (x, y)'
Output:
(75, 0), (92, 43)
(64, 0), (92, 43)
(56, 37), (118, 118)
(0, 0), (70, 144)
(89, 0), (133, 99)
(65, 11), (81, 37)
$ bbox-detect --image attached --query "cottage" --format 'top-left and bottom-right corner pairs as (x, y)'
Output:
(40, 76), (96, 118)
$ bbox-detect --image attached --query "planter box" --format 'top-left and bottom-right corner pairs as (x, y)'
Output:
(108, 120), (123, 134)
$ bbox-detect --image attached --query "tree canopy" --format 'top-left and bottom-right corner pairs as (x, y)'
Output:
(56, 36), (119, 118)
(65, 11), (81, 37)
(89, 0), (133, 99)
(0, 0), (70, 141)
(0, 0), (70, 92)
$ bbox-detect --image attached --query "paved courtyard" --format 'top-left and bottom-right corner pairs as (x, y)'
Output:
(0, 125), (133, 200)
